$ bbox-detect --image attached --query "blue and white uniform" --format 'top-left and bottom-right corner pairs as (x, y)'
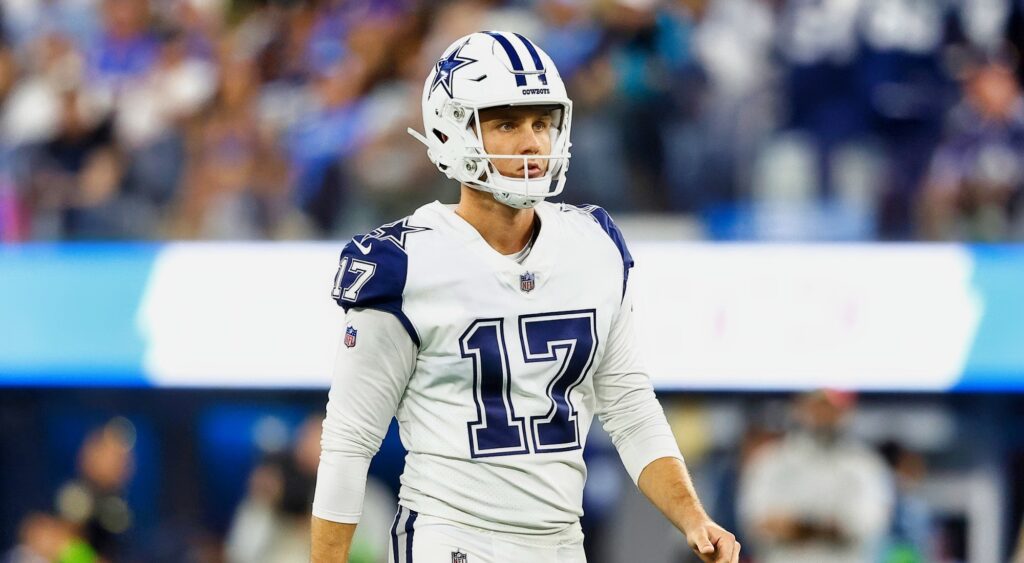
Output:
(313, 201), (683, 562)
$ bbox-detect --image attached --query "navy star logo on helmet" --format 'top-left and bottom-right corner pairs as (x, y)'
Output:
(429, 39), (477, 99)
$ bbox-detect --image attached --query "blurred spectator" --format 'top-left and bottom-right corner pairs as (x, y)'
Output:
(690, 0), (777, 207)
(224, 415), (318, 563)
(535, 0), (602, 82)
(718, 401), (788, 535)
(1014, 512), (1024, 563)
(0, 0), (100, 50)
(918, 55), (1024, 241)
(857, 0), (953, 239)
(87, 0), (158, 94)
(114, 28), (216, 231)
(1009, 0), (1024, 86)
(738, 390), (893, 563)
(600, 0), (703, 211)
(225, 415), (394, 563)
(170, 36), (289, 239)
(878, 440), (934, 563)
(284, 51), (373, 235)
(2, 33), (81, 148)
(53, 418), (136, 561)
(4, 513), (99, 563)
(23, 84), (124, 239)
(776, 0), (868, 201)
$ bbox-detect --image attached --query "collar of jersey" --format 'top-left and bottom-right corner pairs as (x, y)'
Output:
(427, 201), (558, 292)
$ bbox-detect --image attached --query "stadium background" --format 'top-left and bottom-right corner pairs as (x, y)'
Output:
(2, 0), (1024, 561)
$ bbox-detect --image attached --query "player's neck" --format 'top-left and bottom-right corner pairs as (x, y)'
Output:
(455, 185), (537, 255)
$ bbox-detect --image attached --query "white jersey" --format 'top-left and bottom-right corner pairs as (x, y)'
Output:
(313, 200), (682, 536)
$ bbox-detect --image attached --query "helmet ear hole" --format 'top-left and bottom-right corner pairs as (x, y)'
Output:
(432, 129), (449, 143)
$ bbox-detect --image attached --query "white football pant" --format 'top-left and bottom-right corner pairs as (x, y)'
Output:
(388, 506), (587, 563)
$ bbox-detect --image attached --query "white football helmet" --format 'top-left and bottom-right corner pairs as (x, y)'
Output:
(408, 31), (573, 209)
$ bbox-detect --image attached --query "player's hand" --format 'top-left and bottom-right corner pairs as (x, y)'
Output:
(686, 519), (740, 563)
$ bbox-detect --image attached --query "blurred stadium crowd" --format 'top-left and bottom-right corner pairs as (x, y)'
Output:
(0, 0), (1021, 242)
(5, 389), (1024, 562)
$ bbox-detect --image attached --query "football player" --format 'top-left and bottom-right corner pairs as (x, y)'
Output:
(311, 31), (739, 563)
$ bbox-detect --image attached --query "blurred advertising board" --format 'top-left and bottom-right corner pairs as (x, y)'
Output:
(2, 243), (1022, 390)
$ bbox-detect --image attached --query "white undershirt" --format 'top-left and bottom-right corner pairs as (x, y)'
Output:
(504, 224), (539, 263)
(505, 244), (531, 263)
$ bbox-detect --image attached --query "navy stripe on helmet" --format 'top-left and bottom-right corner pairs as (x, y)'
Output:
(512, 32), (548, 86)
(405, 509), (418, 562)
(484, 31), (527, 86)
(390, 507), (402, 562)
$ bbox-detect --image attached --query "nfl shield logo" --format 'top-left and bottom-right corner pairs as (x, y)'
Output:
(519, 271), (536, 293)
(344, 326), (357, 348)
(451, 551), (468, 563)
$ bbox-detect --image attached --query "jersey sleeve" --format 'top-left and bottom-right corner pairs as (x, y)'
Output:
(581, 204), (634, 297)
(312, 307), (417, 523)
(330, 236), (420, 346)
(592, 283), (683, 485)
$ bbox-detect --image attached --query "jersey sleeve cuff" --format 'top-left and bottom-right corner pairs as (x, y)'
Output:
(312, 456), (372, 524)
(617, 432), (684, 485)
(310, 506), (362, 524)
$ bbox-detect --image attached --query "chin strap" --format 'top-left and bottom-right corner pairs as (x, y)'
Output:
(461, 180), (539, 209)
(492, 191), (540, 209)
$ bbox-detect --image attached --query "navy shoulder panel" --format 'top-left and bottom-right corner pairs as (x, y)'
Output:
(330, 217), (431, 346)
(563, 204), (634, 296)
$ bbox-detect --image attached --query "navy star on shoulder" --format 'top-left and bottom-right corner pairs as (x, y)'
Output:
(334, 217), (430, 345)
(363, 218), (431, 252)
(429, 39), (477, 99)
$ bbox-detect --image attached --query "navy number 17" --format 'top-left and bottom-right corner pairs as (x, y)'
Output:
(459, 310), (598, 458)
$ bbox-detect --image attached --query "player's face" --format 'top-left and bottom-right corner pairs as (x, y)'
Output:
(477, 106), (554, 180)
